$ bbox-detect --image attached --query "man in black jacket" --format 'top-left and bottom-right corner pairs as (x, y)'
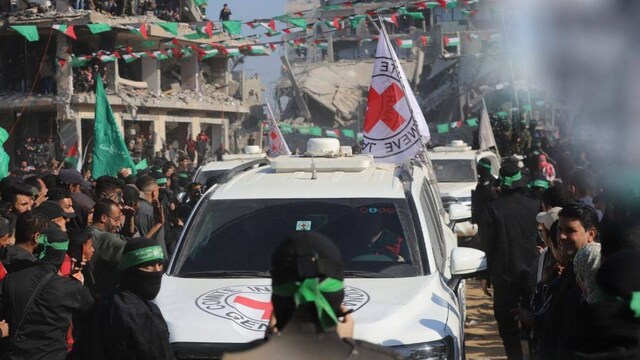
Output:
(0, 227), (93, 359)
(480, 164), (540, 360)
(77, 237), (174, 360)
(472, 157), (498, 225)
(0, 212), (47, 273)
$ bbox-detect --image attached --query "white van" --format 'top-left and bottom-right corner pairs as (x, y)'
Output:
(156, 139), (487, 359)
(429, 141), (500, 239)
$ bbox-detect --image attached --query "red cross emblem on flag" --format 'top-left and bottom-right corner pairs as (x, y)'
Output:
(364, 82), (406, 133)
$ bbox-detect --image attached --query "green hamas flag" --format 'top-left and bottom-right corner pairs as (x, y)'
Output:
(0, 127), (9, 179)
(222, 20), (242, 35)
(92, 74), (136, 178)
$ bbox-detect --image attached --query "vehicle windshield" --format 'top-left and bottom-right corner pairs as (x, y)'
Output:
(172, 198), (427, 279)
(432, 159), (477, 182)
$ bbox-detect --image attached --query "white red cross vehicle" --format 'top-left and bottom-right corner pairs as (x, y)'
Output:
(156, 138), (487, 360)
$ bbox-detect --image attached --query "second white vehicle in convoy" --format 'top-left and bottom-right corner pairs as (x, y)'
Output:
(156, 139), (487, 360)
(429, 141), (500, 239)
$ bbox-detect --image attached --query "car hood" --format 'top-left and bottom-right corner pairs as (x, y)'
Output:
(438, 182), (476, 198)
(155, 275), (460, 346)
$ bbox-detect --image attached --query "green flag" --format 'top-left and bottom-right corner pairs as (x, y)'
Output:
(466, 118), (479, 127)
(134, 158), (148, 170)
(87, 23), (112, 34)
(158, 22), (178, 36)
(11, 25), (39, 42)
(92, 74), (137, 178)
(222, 21), (242, 35)
(288, 17), (307, 29)
(0, 127), (9, 179)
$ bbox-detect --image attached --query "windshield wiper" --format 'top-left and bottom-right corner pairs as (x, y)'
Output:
(343, 270), (381, 278)
(179, 270), (271, 278)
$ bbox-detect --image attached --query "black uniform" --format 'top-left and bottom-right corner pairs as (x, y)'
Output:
(0, 263), (93, 359)
(0, 245), (36, 273)
(471, 173), (498, 225)
(79, 289), (175, 360)
(480, 190), (540, 360)
(224, 310), (402, 360)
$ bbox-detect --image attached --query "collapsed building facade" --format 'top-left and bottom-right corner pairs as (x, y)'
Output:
(276, 0), (558, 147)
(0, 2), (267, 164)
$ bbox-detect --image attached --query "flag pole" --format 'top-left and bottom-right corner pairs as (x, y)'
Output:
(369, 14), (430, 162)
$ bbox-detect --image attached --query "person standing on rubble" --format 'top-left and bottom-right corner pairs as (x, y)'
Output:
(219, 3), (231, 21)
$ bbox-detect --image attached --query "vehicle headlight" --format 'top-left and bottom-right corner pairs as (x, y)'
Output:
(391, 338), (453, 360)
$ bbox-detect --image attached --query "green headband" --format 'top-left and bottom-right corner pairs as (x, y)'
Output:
(500, 171), (522, 187)
(156, 178), (168, 185)
(272, 277), (343, 330)
(478, 162), (492, 171)
(178, 173), (190, 179)
(37, 234), (69, 260)
(530, 179), (550, 189)
(121, 245), (164, 270)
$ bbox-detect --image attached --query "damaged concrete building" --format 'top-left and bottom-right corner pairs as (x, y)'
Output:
(276, 0), (533, 146)
(0, 2), (267, 163)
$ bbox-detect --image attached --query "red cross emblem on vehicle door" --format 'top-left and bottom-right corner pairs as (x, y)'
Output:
(364, 82), (406, 133)
(234, 295), (273, 320)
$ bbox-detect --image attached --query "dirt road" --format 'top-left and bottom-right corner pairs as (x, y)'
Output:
(464, 279), (507, 360)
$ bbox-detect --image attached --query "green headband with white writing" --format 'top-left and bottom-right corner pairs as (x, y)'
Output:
(121, 245), (164, 270)
(156, 178), (168, 185)
(272, 277), (343, 330)
(500, 171), (522, 187)
(530, 179), (550, 189)
(478, 162), (491, 171)
(36, 234), (69, 259)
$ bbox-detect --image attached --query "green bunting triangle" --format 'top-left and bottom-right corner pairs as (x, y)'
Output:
(222, 20), (242, 35)
(288, 17), (307, 29)
(349, 15), (366, 29)
(87, 23), (112, 34)
(158, 22), (179, 36)
(437, 124), (450, 134)
(310, 127), (323, 136)
(341, 129), (355, 139)
(11, 25), (39, 42)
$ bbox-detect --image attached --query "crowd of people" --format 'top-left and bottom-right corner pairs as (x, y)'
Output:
(0, 144), (211, 357)
(473, 125), (640, 359)
(72, 64), (109, 94)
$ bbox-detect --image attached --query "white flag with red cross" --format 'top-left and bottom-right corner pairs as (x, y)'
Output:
(265, 102), (291, 157)
(362, 25), (430, 163)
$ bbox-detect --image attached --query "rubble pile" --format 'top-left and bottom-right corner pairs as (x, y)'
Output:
(116, 82), (242, 106)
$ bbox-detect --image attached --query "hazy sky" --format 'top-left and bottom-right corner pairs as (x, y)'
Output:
(206, 0), (289, 101)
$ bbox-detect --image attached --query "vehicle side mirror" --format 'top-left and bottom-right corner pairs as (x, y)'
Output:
(450, 247), (487, 278)
(447, 203), (472, 231)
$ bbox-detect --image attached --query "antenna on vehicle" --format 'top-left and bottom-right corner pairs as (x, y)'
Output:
(310, 156), (317, 180)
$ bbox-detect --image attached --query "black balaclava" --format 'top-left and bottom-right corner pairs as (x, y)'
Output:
(37, 226), (69, 268)
(119, 237), (165, 300)
(270, 232), (345, 332)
